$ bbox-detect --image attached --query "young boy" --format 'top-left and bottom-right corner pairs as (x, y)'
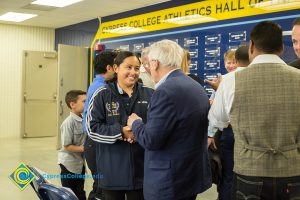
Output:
(58, 90), (87, 200)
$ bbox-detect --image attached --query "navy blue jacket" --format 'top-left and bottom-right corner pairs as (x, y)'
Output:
(86, 81), (153, 190)
(132, 70), (212, 200)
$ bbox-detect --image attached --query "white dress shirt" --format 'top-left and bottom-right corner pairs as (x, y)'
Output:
(208, 54), (286, 135)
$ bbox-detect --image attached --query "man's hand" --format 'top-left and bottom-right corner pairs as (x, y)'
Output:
(208, 137), (217, 151)
(204, 73), (222, 91)
(127, 113), (142, 128)
(122, 126), (135, 143)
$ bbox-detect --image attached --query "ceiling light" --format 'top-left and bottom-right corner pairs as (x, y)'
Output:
(0, 12), (37, 22)
(31, 0), (83, 8)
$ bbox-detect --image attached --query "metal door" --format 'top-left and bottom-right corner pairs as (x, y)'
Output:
(57, 44), (88, 149)
(22, 51), (58, 137)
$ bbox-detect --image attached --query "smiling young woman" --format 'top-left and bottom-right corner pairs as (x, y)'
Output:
(86, 51), (154, 200)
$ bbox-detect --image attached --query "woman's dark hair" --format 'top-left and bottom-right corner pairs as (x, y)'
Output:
(114, 51), (140, 66)
(105, 51), (141, 83)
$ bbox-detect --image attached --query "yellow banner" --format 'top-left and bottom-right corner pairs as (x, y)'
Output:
(95, 0), (300, 39)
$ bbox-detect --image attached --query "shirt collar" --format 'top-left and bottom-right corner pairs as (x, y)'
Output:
(116, 82), (124, 94)
(250, 54), (286, 65)
(70, 112), (82, 122)
(155, 69), (178, 89)
(116, 82), (137, 96)
(235, 67), (245, 72)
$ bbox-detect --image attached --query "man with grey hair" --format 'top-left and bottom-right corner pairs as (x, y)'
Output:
(139, 47), (155, 89)
(127, 39), (212, 200)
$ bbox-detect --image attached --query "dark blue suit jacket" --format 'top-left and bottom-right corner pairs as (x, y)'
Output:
(132, 70), (212, 200)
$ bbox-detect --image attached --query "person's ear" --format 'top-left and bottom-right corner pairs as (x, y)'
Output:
(113, 64), (118, 73)
(249, 40), (254, 54)
(106, 65), (112, 72)
(70, 102), (75, 109)
(153, 60), (159, 71)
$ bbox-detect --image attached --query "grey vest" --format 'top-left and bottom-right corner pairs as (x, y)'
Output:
(230, 63), (300, 177)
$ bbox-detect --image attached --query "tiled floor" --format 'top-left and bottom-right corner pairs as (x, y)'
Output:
(0, 137), (217, 199)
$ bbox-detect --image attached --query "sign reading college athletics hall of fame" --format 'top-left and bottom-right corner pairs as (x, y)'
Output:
(205, 47), (220, 57)
(229, 31), (246, 42)
(205, 34), (221, 45)
(184, 37), (198, 47)
(204, 60), (220, 70)
(133, 43), (144, 52)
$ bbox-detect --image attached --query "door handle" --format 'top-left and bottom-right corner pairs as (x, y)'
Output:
(53, 93), (57, 100)
(59, 100), (64, 116)
(24, 93), (27, 102)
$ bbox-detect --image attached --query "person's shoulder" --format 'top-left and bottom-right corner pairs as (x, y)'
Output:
(137, 82), (154, 94)
(87, 81), (105, 93)
(60, 113), (75, 129)
(284, 63), (300, 76)
(187, 73), (203, 85)
(92, 84), (109, 98)
(142, 86), (154, 93)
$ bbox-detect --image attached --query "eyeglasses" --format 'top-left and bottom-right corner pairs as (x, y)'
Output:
(147, 59), (158, 67)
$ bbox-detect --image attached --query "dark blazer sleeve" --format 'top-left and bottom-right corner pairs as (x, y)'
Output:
(86, 88), (123, 144)
(132, 89), (177, 150)
(288, 59), (300, 69)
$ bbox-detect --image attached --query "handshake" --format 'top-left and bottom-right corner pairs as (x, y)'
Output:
(123, 113), (142, 144)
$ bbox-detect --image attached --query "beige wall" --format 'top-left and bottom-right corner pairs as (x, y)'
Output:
(0, 24), (55, 138)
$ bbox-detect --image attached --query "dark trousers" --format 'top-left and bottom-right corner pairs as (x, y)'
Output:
(218, 127), (235, 200)
(84, 137), (103, 200)
(60, 164), (86, 200)
(102, 189), (144, 200)
(232, 173), (300, 200)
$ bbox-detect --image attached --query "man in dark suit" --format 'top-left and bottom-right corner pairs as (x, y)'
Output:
(289, 17), (300, 69)
(127, 39), (212, 200)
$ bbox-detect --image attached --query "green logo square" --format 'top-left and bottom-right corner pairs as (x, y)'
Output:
(8, 162), (36, 190)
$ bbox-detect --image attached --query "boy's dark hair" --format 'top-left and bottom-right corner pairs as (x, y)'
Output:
(65, 90), (86, 109)
(293, 17), (300, 26)
(250, 21), (283, 54)
(235, 45), (249, 65)
(94, 51), (117, 75)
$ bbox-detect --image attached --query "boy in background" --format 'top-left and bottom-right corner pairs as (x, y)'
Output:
(58, 90), (87, 200)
